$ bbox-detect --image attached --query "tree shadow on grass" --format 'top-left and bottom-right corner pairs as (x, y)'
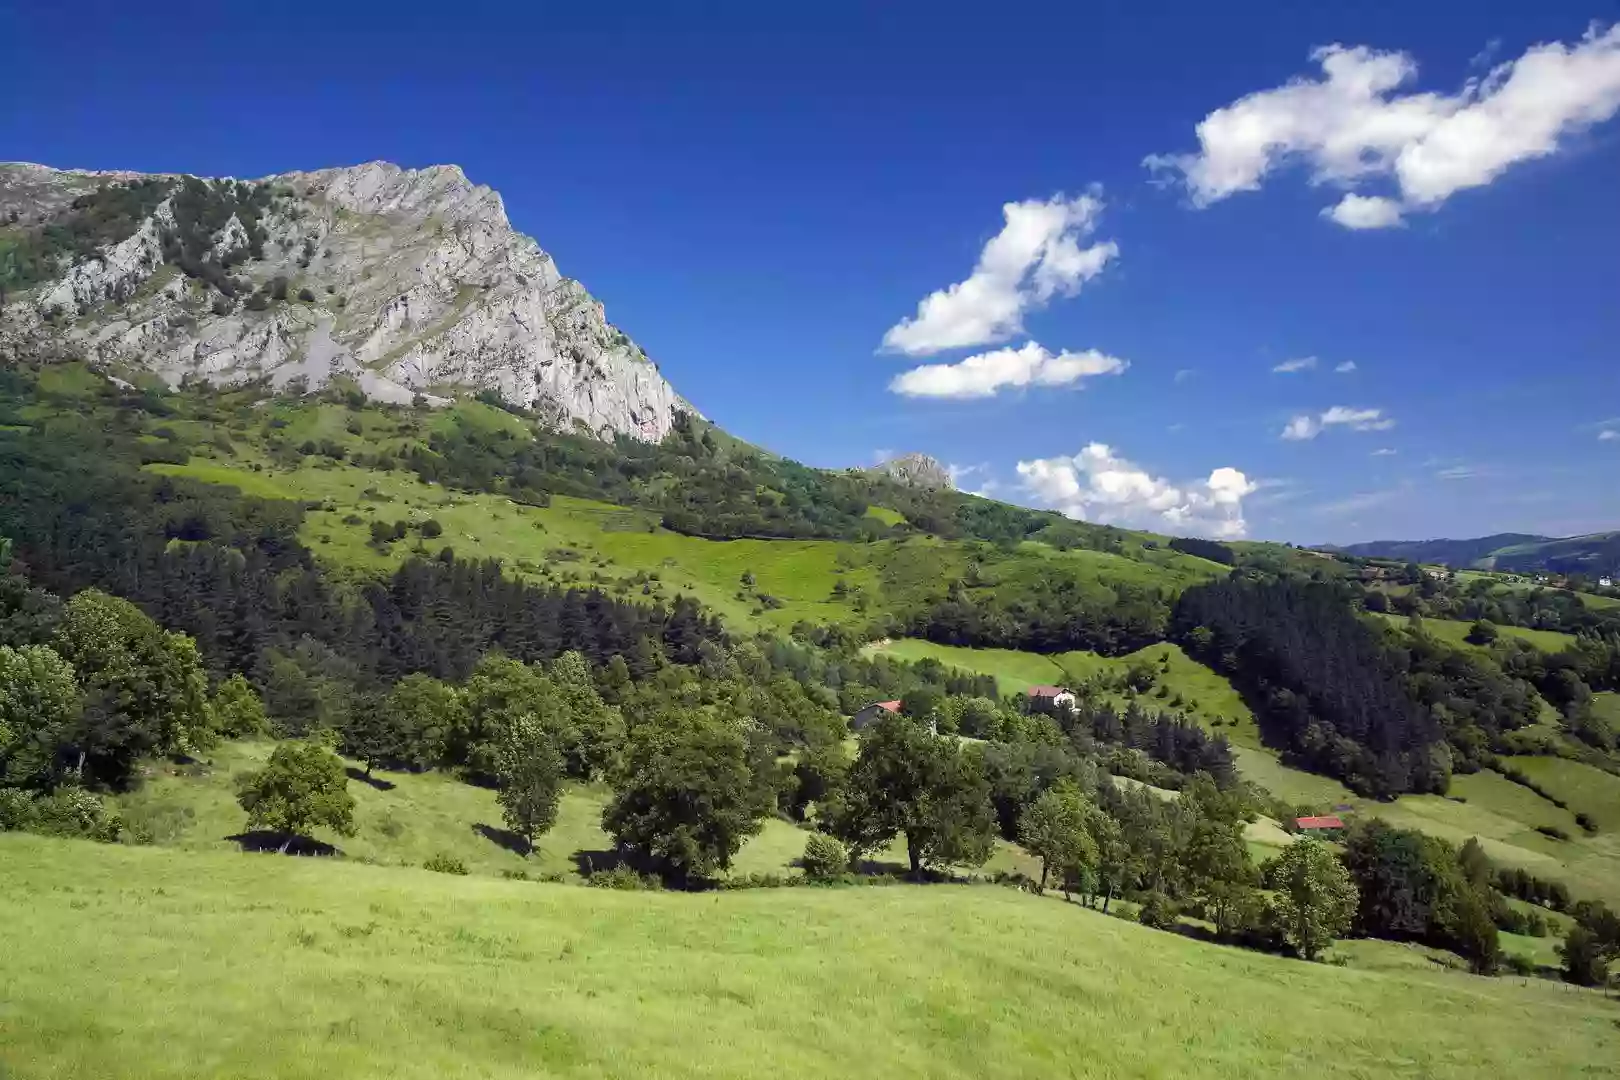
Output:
(852, 856), (909, 877)
(226, 830), (338, 856)
(473, 822), (531, 856)
(572, 848), (634, 876)
(344, 767), (396, 791)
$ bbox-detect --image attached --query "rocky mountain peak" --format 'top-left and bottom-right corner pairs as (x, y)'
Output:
(0, 161), (694, 441)
(872, 452), (953, 490)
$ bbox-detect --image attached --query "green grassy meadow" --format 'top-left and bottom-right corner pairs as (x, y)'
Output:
(1370, 772), (1620, 907)
(863, 639), (1258, 739)
(1506, 755), (1620, 831)
(1375, 612), (1579, 653)
(3, 833), (1617, 1080)
(129, 395), (1228, 644)
(113, 739), (826, 883)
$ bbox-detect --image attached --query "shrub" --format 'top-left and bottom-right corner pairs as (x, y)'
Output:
(801, 833), (848, 881)
(423, 852), (468, 875)
(585, 864), (663, 891)
(420, 518), (444, 539)
(1137, 891), (1180, 930)
(29, 789), (124, 842)
(0, 788), (37, 831)
(721, 872), (796, 890)
(1503, 952), (1538, 977)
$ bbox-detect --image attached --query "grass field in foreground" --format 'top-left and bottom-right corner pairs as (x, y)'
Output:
(2, 835), (1617, 1080)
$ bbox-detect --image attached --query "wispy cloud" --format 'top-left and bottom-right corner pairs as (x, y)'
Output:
(1435, 465), (1478, 481)
(881, 193), (1118, 355)
(1145, 26), (1620, 228)
(1601, 429), (1619, 442)
(1272, 356), (1318, 374)
(1313, 487), (1407, 516)
(1174, 368), (1196, 384)
(1371, 447), (1398, 456)
(1248, 478), (1306, 508)
(1335, 360), (1358, 373)
(1282, 405), (1396, 440)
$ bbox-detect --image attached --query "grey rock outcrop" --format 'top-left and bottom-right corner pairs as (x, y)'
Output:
(871, 453), (953, 490)
(0, 160), (695, 441)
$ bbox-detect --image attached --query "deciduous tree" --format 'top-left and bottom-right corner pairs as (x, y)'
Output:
(494, 713), (564, 855)
(1017, 779), (1098, 893)
(832, 710), (995, 877)
(209, 674), (266, 738)
(0, 644), (82, 788)
(1268, 838), (1358, 961)
(602, 709), (770, 885)
(382, 673), (462, 769)
(235, 739), (355, 851)
(52, 591), (213, 788)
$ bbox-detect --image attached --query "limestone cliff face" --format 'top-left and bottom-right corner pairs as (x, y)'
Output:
(871, 453), (953, 490)
(0, 161), (694, 440)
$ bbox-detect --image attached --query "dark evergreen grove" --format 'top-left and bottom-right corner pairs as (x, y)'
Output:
(0, 408), (727, 697)
(1172, 575), (1448, 798)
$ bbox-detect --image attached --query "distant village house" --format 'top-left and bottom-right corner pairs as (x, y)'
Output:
(1295, 815), (1346, 836)
(1026, 685), (1077, 713)
(850, 700), (902, 732)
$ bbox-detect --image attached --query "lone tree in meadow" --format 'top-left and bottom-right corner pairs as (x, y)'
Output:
(236, 739), (356, 853)
(494, 713), (564, 856)
(1018, 779), (1099, 893)
(602, 708), (770, 886)
(1268, 838), (1358, 961)
(832, 709), (996, 878)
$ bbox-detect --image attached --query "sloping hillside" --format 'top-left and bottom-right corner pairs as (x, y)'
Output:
(4, 834), (1617, 1080)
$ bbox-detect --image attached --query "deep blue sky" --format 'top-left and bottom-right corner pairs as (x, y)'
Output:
(4, 1), (1618, 543)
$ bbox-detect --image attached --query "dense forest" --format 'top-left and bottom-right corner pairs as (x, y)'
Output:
(1172, 576), (1448, 797)
(902, 571), (1171, 655)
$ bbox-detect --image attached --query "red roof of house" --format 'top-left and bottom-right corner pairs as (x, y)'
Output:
(1026, 685), (1072, 698)
(1296, 815), (1346, 830)
(873, 701), (902, 713)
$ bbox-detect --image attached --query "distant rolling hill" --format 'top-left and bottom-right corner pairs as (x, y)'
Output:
(1332, 532), (1620, 575)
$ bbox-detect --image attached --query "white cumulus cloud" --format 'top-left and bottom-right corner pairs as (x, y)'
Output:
(1335, 360), (1358, 373)
(1325, 194), (1406, 229)
(1146, 25), (1620, 227)
(889, 341), (1127, 399)
(1600, 429), (1619, 441)
(1281, 405), (1396, 440)
(1016, 442), (1257, 539)
(881, 193), (1119, 355)
(1272, 356), (1319, 373)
